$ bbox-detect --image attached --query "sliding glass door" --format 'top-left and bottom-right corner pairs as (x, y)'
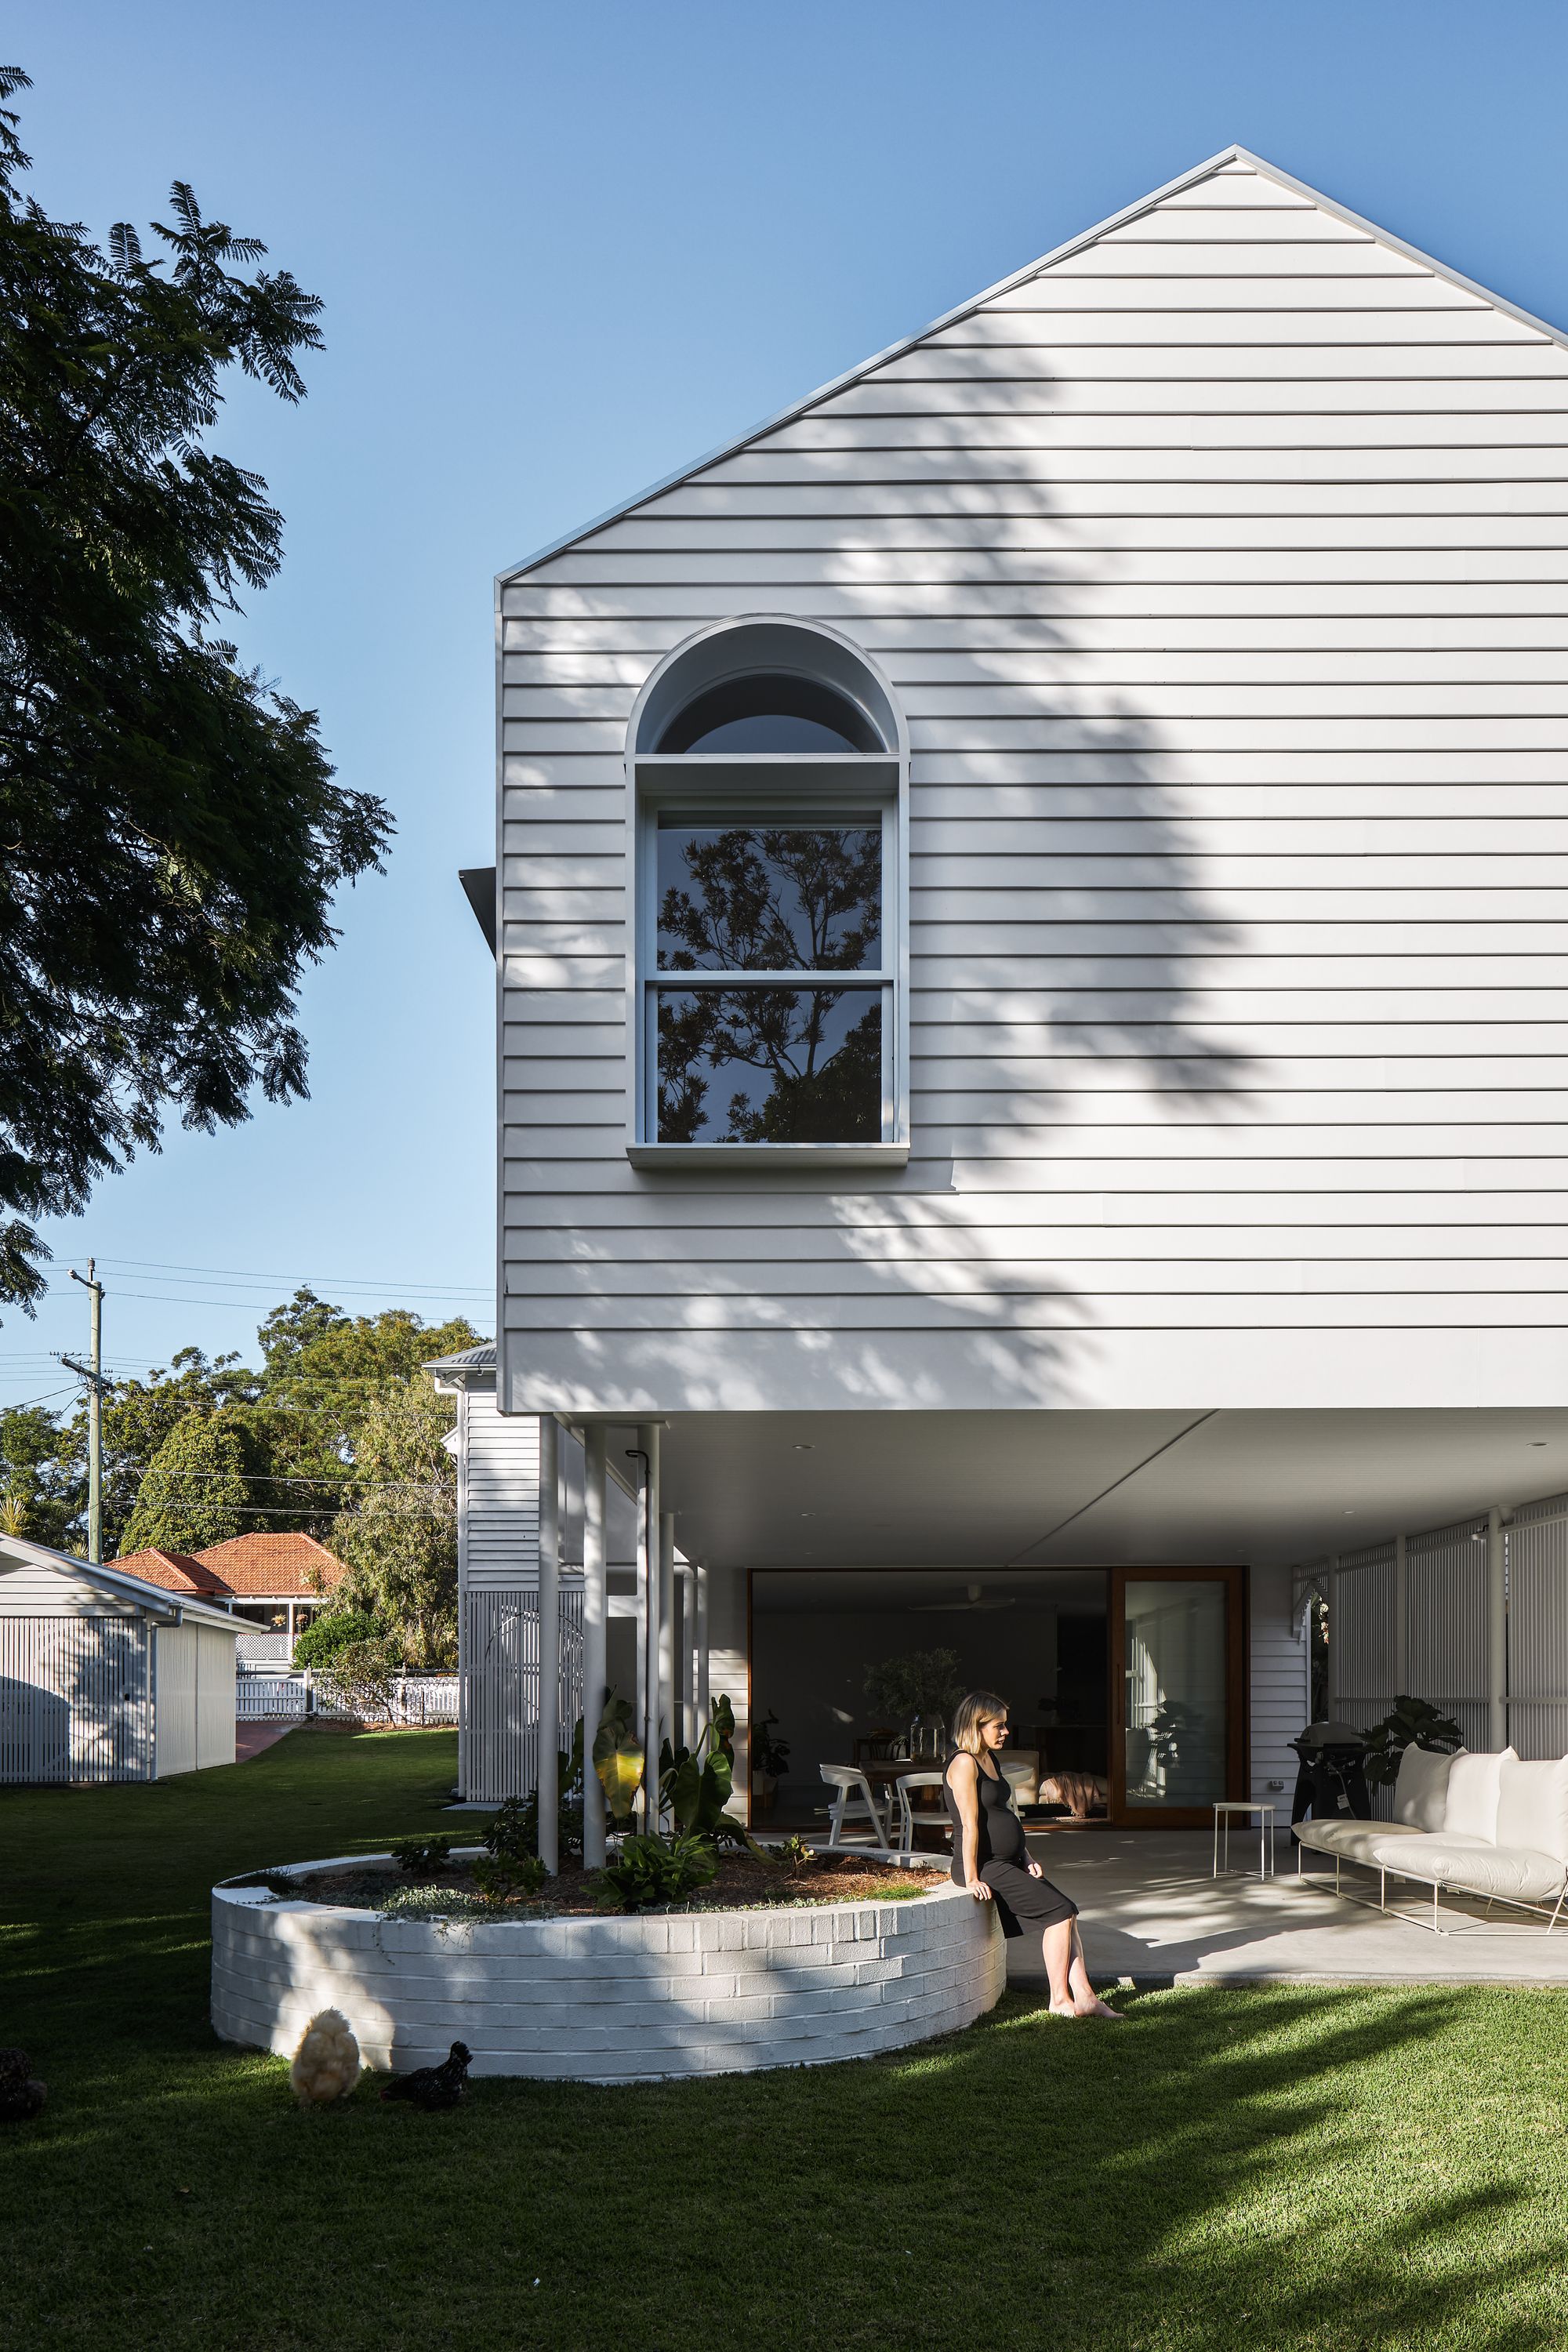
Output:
(1109, 1567), (1245, 1824)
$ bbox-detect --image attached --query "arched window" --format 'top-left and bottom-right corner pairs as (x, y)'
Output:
(627, 620), (908, 1165)
(652, 672), (884, 755)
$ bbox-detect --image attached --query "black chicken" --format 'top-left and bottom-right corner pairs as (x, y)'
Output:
(0, 2049), (45, 2123)
(379, 2041), (471, 2111)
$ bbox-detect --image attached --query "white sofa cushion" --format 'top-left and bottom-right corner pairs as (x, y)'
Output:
(1393, 1744), (1457, 1830)
(1496, 1755), (1568, 1865)
(1297, 1820), (1421, 1866)
(1442, 1748), (1515, 1842)
(1374, 1832), (1566, 1907)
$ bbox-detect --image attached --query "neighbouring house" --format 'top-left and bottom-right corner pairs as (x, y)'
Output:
(452, 144), (1568, 1830)
(0, 1534), (238, 1783)
(114, 1533), (347, 1665)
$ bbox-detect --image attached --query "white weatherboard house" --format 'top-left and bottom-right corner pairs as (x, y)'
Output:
(452, 147), (1568, 1842)
(0, 1536), (238, 1783)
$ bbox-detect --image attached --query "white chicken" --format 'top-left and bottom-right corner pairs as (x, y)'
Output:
(289, 2008), (362, 2106)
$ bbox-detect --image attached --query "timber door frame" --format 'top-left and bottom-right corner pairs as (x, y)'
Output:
(1109, 1565), (1249, 1828)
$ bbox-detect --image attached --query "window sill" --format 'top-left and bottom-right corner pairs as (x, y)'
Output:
(626, 1142), (910, 1171)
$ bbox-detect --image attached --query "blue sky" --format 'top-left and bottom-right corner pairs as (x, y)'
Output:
(6, 0), (1568, 1408)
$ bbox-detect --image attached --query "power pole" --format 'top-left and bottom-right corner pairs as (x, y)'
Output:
(64, 1259), (106, 1565)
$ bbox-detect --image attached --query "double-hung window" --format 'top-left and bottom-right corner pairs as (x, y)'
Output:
(627, 622), (908, 1167)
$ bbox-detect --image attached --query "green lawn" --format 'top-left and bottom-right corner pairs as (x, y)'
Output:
(4, 1726), (1568, 2351)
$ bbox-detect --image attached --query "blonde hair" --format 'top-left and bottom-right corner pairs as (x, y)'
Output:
(950, 1690), (1011, 1756)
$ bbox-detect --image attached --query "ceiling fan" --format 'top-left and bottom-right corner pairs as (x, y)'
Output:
(908, 1582), (1018, 1614)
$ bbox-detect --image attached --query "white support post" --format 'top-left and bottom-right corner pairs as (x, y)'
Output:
(1393, 1533), (1408, 1699)
(635, 1423), (661, 1830)
(1488, 1504), (1508, 1751)
(679, 1567), (697, 1751)
(582, 1425), (608, 1868)
(659, 1511), (676, 1759)
(633, 1507), (647, 1783)
(285, 1600), (296, 1657)
(695, 1562), (710, 1737)
(1324, 1558), (1339, 1721)
(537, 1415), (561, 1875)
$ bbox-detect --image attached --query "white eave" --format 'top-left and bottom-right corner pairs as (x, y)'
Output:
(498, 143), (1568, 589)
(426, 1340), (497, 1392)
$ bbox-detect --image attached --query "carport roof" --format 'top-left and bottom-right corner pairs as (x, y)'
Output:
(622, 1406), (1568, 1571)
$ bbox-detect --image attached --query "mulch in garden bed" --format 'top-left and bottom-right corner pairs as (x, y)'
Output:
(289, 1849), (943, 1916)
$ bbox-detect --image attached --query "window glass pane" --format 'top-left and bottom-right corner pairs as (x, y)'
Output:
(657, 822), (881, 971)
(657, 672), (881, 754)
(1123, 1579), (1229, 1810)
(656, 987), (881, 1144)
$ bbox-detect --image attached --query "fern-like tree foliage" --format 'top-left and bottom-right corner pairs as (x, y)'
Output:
(330, 1376), (459, 1668)
(0, 68), (391, 1308)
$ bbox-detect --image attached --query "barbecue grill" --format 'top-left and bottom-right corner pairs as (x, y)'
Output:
(1288, 1719), (1372, 1828)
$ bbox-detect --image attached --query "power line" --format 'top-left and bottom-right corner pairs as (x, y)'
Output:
(64, 1254), (490, 1298)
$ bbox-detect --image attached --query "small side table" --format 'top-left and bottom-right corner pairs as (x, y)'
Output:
(1212, 1800), (1276, 1880)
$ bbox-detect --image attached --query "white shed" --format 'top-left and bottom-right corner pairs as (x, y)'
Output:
(0, 1537), (239, 1784)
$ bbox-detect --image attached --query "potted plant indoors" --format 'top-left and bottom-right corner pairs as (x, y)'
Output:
(750, 1711), (790, 1811)
(863, 1650), (966, 1762)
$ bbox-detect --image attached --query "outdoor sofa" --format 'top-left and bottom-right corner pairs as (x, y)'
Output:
(1294, 1746), (1568, 1932)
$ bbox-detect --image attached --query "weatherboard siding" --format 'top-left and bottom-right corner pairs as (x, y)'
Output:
(498, 157), (1568, 1414)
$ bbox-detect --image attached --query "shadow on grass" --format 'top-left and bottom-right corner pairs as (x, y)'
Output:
(4, 1733), (1567, 2351)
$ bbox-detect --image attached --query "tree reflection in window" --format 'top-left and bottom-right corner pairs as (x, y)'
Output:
(658, 989), (881, 1142)
(657, 822), (880, 971)
(654, 820), (884, 1142)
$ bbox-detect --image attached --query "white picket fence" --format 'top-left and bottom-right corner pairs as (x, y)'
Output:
(234, 1671), (459, 1726)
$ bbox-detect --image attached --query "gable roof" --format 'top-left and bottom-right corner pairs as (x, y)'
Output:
(113, 1532), (347, 1599)
(499, 143), (1568, 586)
(114, 1548), (228, 1596)
(191, 1532), (347, 1597)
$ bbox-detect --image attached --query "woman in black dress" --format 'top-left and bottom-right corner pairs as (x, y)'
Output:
(944, 1689), (1120, 2020)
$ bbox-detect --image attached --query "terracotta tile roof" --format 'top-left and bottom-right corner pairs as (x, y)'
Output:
(112, 1548), (230, 1595)
(191, 1532), (347, 1598)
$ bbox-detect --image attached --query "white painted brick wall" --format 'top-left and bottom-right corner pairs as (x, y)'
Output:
(211, 1857), (1006, 2082)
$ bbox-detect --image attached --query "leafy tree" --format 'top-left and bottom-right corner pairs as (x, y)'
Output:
(330, 1376), (458, 1668)
(0, 1400), (75, 1548)
(257, 1286), (352, 1376)
(118, 1407), (259, 1554)
(315, 1635), (401, 1722)
(0, 69), (391, 1312)
(290, 1608), (387, 1670)
(0, 1291), (481, 1578)
(88, 1346), (256, 1552)
(261, 1301), (479, 1414)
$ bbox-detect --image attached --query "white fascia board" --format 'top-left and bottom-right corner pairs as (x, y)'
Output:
(1231, 145), (1568, 351)
(497, 143), (1568, 589)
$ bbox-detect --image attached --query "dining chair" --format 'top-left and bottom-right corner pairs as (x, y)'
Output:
(819, 1764), (891, 1849)
(892, 1769), (950, 1857)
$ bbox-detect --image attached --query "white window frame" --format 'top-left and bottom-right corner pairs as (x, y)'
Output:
(624, 621), (909, 1171)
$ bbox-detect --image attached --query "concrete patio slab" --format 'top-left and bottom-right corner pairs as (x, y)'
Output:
(1012, 1831), (1568, 1987)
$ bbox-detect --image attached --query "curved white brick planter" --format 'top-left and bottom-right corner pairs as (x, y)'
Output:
(211, 1851), (1006, 2082)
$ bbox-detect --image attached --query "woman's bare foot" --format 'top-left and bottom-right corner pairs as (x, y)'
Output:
(1075, 1993), (1124, 2020)
(1047, 1998), (1080, 2020)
